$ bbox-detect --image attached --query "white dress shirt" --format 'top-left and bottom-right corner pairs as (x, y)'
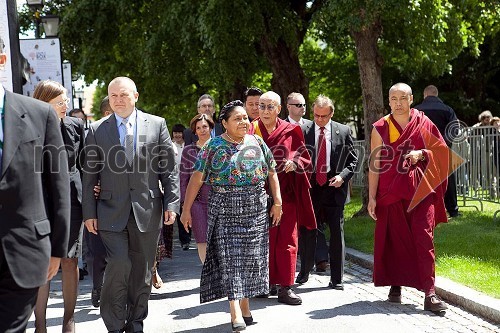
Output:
(314, 121), (332, 173)
(288, 116), (305, 126)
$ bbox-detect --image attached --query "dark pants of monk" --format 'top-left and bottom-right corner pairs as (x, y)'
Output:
(405, 196), (436, 295)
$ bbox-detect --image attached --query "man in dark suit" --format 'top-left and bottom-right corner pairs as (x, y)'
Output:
(300, 95), (358, 290)
(414, 85), (460, 217)
(0, 41), (70, 333)
(82, 77), (179, 333)
(183, 94), (223, 145)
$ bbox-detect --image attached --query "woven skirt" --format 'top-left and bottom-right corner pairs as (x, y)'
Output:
(200, 183), (269, 303)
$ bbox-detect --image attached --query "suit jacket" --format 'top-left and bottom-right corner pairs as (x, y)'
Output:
(413, 96), (458, 146)
(183, 121), (224, 145)
(82, 110), (180, 232)
(0, 90), (70, 288)
(284, 117), (313, 128)
(61, 116), (85, 207)
(301, 120), (358, 206)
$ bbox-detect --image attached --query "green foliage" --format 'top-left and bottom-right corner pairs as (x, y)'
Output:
(301, 34), (363, 126)
(16, 0), (500, 130)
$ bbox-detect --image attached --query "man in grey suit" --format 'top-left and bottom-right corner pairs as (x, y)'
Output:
(83, 77), (179, 333)
(0, 40), (70, 333)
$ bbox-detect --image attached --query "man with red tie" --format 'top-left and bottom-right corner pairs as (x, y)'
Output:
(300, 95), (358, 290)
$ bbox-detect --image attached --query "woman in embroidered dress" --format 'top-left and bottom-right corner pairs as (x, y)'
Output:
(181, 100), (281, 332)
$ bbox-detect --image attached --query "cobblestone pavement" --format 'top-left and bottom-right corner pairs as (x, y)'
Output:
(26, 243), (500, 333)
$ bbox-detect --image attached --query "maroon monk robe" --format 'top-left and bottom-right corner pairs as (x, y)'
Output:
(372, 109), (448, 294)
(250, 118), (317, 286)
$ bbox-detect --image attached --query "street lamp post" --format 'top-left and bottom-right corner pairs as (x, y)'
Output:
(26, 0), (44, 38)
(41, 15), (60, 37)
(4, 0), (23, 93)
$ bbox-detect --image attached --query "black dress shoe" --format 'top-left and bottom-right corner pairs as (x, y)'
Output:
(328, 281), (344, 290)
(315, 261), (328, 272)
(388, 286), (402, 303)
(79, 268), (86, 280)
(270, 284), (278, 296)
(91, 287), (102, 308)
(295, 272), (309, 284)
(278, 286), (302, 305)
(424, 294), (448, 313)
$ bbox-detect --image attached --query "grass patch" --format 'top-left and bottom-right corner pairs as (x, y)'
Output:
(344, 192), (500, 299)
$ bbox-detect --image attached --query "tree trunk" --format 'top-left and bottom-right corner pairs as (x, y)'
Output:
(351, 19), (385, 217)
(260, 36), (309, 118)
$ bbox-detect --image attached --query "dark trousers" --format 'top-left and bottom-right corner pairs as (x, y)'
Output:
(176, 206), (191, 245)
(315, 222), (329, 263)
(298, 227), (317, 277)
(0, 250), (39, 333)
(309, 183), (346, 284)
(99, 213), (160, 332)
(84, 228), (107, 289)
(444, 173), (459, 216)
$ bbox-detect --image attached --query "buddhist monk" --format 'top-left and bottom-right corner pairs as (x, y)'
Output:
(368, 82), (449, 314)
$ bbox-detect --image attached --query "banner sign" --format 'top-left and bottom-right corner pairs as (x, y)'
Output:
(0, 0), (14, 91)
(20, 38), (63, 97)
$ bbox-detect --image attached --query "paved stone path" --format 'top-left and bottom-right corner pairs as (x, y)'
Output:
(26, 242), (500, 333)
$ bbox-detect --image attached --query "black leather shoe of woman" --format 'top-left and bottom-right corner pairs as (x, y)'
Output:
(243, 315), (253, 325)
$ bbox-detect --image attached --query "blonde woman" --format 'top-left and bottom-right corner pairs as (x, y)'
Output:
(33, 80), (85, 333)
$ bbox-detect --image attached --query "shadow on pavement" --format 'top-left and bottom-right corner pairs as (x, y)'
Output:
(307, 300), (420, 319)
(150, 287), (201, 300)
(174, 322), (231, 333)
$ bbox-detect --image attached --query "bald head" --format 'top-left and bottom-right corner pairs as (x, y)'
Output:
(108, 77), (137, 93)
(108, 76), (139, 117)
(423, 85), (438, 98)
(389, 82), (413, 96)
(388, 82), (414, 115)
(260, 91), (281, 105)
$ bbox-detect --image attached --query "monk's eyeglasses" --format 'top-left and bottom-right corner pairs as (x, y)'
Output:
(259, 104), (277, 111)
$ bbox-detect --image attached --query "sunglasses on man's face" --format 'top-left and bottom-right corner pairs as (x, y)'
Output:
(289, 103), (306, 108)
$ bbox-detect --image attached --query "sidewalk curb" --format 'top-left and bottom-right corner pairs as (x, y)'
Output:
(346, 247), (500, 324)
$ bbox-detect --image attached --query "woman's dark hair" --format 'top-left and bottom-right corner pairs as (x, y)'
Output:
(219, 100), (244, 122)
(172, 123), (186, 133)
(189, 114), (214, 133)
(33, 80), (66, 102)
